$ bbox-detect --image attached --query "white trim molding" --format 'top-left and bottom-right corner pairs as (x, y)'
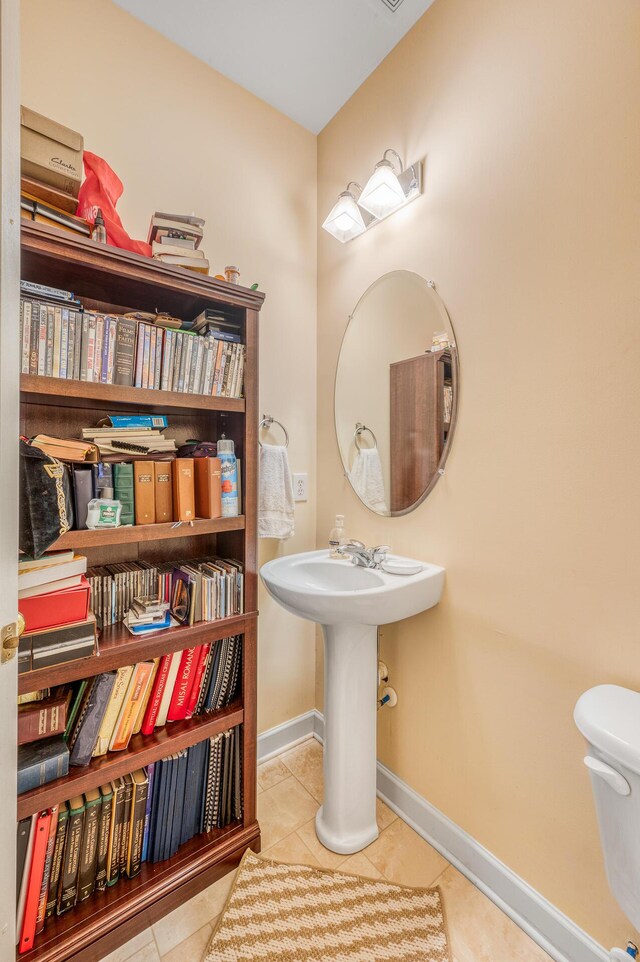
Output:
(258, 710), (609, 962)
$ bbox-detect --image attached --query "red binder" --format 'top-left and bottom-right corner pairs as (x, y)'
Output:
(166, 647), (198, 721)
(18, 578), (90, 633)
(185, 643), (211, 719)
(19, 809), (52, 954)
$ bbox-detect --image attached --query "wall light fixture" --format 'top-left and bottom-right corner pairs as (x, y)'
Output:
(322, 149), (422, 243)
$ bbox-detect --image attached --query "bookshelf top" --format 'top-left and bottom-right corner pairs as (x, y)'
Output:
(21, 221), (266, 316)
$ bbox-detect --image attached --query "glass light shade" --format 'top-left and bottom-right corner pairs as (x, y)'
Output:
(322, 191), (367, 243)
(358, 160), (406, 219)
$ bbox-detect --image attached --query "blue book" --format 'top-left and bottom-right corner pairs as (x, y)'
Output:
(18, 737), (69, 793)
(168, 751), (189, 858)
(141, 763), (155, 863)
(126, 612), (172, 635)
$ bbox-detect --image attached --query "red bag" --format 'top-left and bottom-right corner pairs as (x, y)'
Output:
(76, 151), (151, 257)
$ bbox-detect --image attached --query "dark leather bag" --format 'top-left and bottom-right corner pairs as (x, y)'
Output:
(20, 438), (74, 559)
(176, 439), (217, 459)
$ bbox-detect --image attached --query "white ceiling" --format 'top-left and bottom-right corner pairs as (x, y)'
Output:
(113, 0), (436, 133)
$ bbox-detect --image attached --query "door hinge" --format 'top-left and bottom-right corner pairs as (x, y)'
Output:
(1, 613), (25, 664)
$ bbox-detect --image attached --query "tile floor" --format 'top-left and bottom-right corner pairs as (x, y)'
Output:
(103, 737), (553, 962)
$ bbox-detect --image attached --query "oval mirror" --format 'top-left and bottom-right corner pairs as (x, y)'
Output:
(335, 271), (458, 516)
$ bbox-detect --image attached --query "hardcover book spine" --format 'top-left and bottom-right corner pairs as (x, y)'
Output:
(18, 809), (51, 954)
(140, 653), (172, 735)
(79, 313), (89, 381)
(141, 763), (155, 863)
(85, 314), (96, 383)
(148, 326), (156, 390)
(52, 306), (62, 378)
(28, 305), (39, 375)
(133, 462), (156, 525)
(167, 648), (198, 721)
(92, 665), (134, 757)
(154, 327), (163, 389)
(94, 315), (105, 382)
(134, 323), (145, 387)
(171, 332), (183, 392)
(127, 772), (149, 877)
(118, 775), (134, 877)
(18, 698), (68, 746)
(57, 798), (85, 915)
(107, 319), (117, 384)
(142, 325), (151, 389)
(113, 462), (135, 527)
(185, 643), (211, 718)
(100, 315), (111, 384)
(95, 785), (114, 892)
(109, 663), (154, 751)
(69, 672), (117, 767)
(160, 330), (173, 391)
(18, 742), (69, 794)
(45, 804), (68, 918)
(65, 308), (75, 380)
(106, 779), (124, 885)
(73, 311), (82, 381)
(77, 791), (102, 901)
(34, 805), (58, 935)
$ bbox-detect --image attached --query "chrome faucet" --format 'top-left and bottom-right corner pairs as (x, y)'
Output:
(337, 541), (391, 569)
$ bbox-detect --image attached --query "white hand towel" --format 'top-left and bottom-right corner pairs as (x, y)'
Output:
(259, 444), (295, 539)
(350, 447), (388, 514)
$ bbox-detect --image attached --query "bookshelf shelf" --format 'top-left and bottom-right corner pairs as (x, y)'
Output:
(50, 515), (246, 550)
(18, 701), (244, 819)
(20, 374), (246, 415)
(21, 819), (260, 962)
(18, 612), (257, 694)
(18, 221), (262, 962)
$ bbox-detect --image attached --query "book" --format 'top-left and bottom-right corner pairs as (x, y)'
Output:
(77, 789), (102, 901)
(45, 803), (68, 918)
(147, 212), (204, 247)
(166, 648), (199, 722)
(18, 809), (52, 954)
(118, 775), (134, 877)
(18, 738), (69, 794)
(19, 574), (83, 600)
(185, 643), (211, 719)
(57, 796), (84, 914)
(101, 414), (169, 429)
(127, 769), (149, 877)
(16, 817), (33, 910)
(141, 763), (155, 863)
(151, 241), (203, 258)
(16, 815), (36, 941)
(155, 651), (182, 728)
(28, 615), (97, 672)
(19, 577), (90, 634)
(95, 784), (114, 892)
(172, 458), (195, 522)
(106, 778), (124, 886)
(113, 462), (135, 527)
(20, 280), (75, 302)
(109, 662), (155, 751)
(134, 461), (156, 525)
(154, 461), (173, 522)
(18, 553), (87, 592)
(153, 253), (210, 274)
(92, 665), (134, 757)
(18, 550), (74, 572)
(18, 691), (70, 746)
(68, 672), (117, 767)
(140, 653), (172, 735)
(194, 457), (222, 519)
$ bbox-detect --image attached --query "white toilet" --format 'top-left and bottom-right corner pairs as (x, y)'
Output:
(574, 684), (640, 932)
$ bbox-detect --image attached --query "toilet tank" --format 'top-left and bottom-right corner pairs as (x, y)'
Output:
(575, 684), (640, 931)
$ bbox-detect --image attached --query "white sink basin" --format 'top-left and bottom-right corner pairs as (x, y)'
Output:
(260, 549), (445, 855)
(261, 549), (445, 626)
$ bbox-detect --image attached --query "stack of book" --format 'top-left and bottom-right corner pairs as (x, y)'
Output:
(17, 637), (242, 793)
(123, 597), (171, 635)
(16, 726), (242, 952)
(20, 288), (247, 398)
(18, 551), (96, 668)
(148, 212), (208, 275)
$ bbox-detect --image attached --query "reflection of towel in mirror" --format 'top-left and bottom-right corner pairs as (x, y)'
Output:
(259, 444), (295, 539)
(350, 448), (388, 514)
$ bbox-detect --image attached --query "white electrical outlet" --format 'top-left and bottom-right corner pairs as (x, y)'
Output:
(293, 473), (308, 501)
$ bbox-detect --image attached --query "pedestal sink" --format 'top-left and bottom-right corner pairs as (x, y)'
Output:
(260, 549), (445, 854)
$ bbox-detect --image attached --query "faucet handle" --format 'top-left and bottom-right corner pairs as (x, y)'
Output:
(371, 545), (391, 563)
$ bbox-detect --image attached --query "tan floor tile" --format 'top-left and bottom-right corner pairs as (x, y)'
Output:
(264, 830), (321, 867)
(281, 738), (324, 803)
(160, 923), (212, 962)
(296, 817), (346, 870)
(337, 851), (382, 880)
(110, 944), (160, 962)
(152, 869), (236, 956)
(257, 755), (291, 792)
(365, 817), (449, 887)
(437, 866), (554, 962)
(376, 797), (397, 831)
(257, 775), (319, 848)
(100, 929), (155, 962)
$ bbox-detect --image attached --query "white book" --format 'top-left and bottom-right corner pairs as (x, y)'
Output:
(155, 651), (182, 727)
(107, 318), (117, 384)
(18, 549), (74, 572)
(18, 553), (87, 590)
(18, 574), (83, 600)
(60, 307), (69, 379)
(37, 305), (47, 377)
(21, 301), (31, 374)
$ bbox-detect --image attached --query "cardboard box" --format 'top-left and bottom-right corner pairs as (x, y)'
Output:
(20, 106), (83, 197)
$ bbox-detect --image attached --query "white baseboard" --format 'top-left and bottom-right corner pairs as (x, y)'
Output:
(258, 710), (609, 962)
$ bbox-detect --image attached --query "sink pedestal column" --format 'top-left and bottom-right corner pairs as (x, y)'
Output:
(315, 623), (379, 855)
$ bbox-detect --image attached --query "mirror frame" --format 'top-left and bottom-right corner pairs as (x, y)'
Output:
(334, 272), (459, 517)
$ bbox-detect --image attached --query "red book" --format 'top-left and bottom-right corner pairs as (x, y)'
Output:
(19, 809), (52, 954)
(18, 578), (90, 633)
(139, 653), (172, 736)
(184, 644), (211, 719)
(35, 805), (58, 934)
(166, 647), (198, 722)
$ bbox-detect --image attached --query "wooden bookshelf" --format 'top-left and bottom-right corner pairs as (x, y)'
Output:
(18, 222), (263, 962)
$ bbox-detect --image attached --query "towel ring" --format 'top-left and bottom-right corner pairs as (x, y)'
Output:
(259, 414), (289, 448)
(354, 422), (378, 451)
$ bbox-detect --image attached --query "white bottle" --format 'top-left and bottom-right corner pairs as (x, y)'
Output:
(329, 514), (346, 559)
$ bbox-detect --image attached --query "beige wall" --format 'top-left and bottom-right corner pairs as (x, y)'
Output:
(318, 0), (640, 949)
(20, 0), (318, 734)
